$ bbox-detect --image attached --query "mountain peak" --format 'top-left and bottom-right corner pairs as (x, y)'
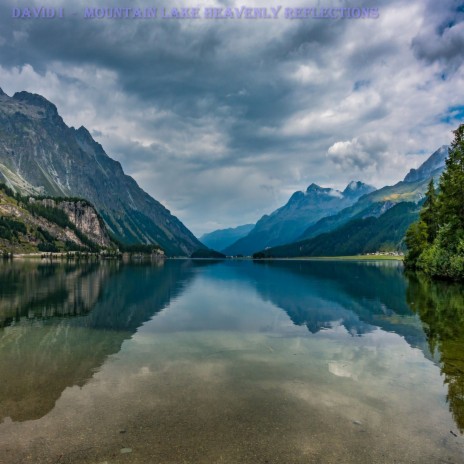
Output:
(0, 88), (7, 97)
(342, 180), (375, 196)
(13, 91), (58, 116)
(75, 125), (93, 141)
(306, 183), (322, 192)
(404, 145), (449, 183)
(345, 180), (362, 191)
(289, 191), (305, 202)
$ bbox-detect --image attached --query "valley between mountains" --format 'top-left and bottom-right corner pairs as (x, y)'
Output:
(0, 89), (448, 258)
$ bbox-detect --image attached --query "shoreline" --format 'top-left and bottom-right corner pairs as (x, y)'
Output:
(258, 255), (404, 261)
(3, 253), (405, 262)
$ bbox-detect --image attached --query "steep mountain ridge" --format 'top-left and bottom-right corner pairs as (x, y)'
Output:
(0, 89), (203, 256)
(404, 145), (449, 183)
(32, 197), (112, 248)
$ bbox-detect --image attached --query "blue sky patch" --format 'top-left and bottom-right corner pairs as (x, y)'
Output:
(440, 105), (464, 124)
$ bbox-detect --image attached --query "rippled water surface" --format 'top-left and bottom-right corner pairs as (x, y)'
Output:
(0, 258), (464, 463)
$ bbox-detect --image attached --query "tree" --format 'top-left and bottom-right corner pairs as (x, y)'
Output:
(405, 220), (428, 267)
(420, 179), (438, 242)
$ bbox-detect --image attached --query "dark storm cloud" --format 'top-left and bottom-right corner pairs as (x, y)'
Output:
(411, 0), (464, 70)
(0, 0), (352, 155)
(0, 0), (462, 234)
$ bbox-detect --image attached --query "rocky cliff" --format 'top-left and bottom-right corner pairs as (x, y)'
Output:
(31, 198), (112, 248)
(0, 185), (115, 253)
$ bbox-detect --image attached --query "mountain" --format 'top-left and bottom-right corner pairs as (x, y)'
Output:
(342, 180), (377, 199)
(223, 181), (376, 256)
(200, 224), (254, 251)
(257, 201), (420, 258)
(258, 146), (449, 258)
(298, 146), (449, 242)
(0, 89), (204, 256)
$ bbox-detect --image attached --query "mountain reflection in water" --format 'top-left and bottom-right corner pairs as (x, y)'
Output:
(0, 259), (195, 422)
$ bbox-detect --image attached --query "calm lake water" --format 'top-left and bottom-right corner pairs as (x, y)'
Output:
(0, 258), (464, 463)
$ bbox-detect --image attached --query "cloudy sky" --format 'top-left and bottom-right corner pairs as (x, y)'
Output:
(0, 0), (463, 236)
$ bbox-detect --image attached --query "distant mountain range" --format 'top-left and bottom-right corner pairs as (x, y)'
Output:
(257, 146), (448, 258)
(259, 202), (421, 257)
(200, 224), (254, 251)
(223, 180), (375, 256)
(214, 145), (448, 257)
(0, 89), (204, 256)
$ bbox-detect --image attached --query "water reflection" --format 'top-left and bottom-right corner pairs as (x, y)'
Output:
(0, 259), (195, 422)
(407, 273), (464, 433)
(0, 261), (110, 326)
(235, 260), (464, 435)
(243, 260), (429, 348)
(1, 258), (464, 445)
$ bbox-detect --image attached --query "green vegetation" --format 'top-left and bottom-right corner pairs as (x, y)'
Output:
(405, 124), (464, 280)
(0, 217), (27, 240)
(121, 243), (162, 254)
(406, 273), (464, 431)
(0, 183), (17, 199)
(109, 235), (162, 254)
(37, 242), (59, 252)
(26, 202), (70, 229)
(253, 255), (404, 261)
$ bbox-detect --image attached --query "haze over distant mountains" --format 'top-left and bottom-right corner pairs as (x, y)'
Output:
(0, 89), (203, 256)
(219, 145), (448, 257)
(258, 146), (449, 258)
(223, 180), (376, 256)
(200, 224), (254, 251)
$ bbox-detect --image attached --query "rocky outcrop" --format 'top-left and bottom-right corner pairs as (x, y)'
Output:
(0, 186), (115, 253)
(32, 198), (112, 248)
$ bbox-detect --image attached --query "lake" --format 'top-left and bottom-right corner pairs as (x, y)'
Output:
(0, 258), (463, 463)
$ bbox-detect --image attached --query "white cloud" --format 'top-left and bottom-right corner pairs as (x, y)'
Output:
(0, 0), (462, 235)
(327, 134), (389, 171)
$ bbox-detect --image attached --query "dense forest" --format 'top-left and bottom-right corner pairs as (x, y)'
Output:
(405, 124), (464, 281)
